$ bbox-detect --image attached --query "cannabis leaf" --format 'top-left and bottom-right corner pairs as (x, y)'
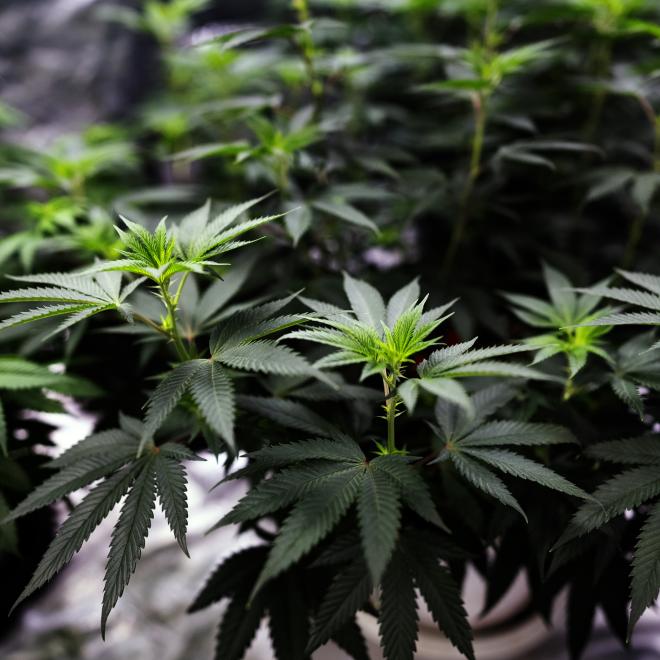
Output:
(406, 339), (541, 415)
(307, 557), (373, 653)
(189, 544), (363, 660)
(431, 383), (589, 519)
(555, 434), (660, 636)
(0, 197), (283, 342)
(379, 546), (418, 660)
(101, 456), (158, 637)
(312, 199), (379, 234)
(630, 501), (660, 636)
(283, 275), (540, 456)
(237, 394), (343, 438)
(2, 415), (202, 630)
(105, 196), (282, 282)
(0, 270), (140, 336)
(171, 195), (284, 274)
(141, 294), (313, 453)
(175, 253), (259, 341)
(377, 531), (474, 660)
(419, 39), (555, 99)
(192, 528), (472, 660)
(608, 331), (660, 417)
(213, 435), (445, 588)
(578, 270), (660, 338)
(283, 274), (452, 379)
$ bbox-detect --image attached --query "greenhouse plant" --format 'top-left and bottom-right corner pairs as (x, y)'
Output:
(2, 0), (660, 659)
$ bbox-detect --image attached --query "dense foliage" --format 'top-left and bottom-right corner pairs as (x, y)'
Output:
(2, 0), (660, 658)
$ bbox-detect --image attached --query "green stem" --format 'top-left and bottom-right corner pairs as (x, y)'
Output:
(469, 95), (487, 180)
(583, 39), (611, 140)
(621, 101), (658, 269)
(483, 0), (499, 49)
(276, 157), (290, 192)
(133, 312), (172, 339)
(383, 375), (397, 454)
(292, 0), (323, 118)
(441, 92), (487, 280)
(562, 378), (574, 401)
(172, 271), (190, 306)
(159, 281), (189, 360)
(621, 212), (647, 270)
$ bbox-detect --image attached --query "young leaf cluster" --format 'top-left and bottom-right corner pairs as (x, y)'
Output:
(506, 264), (615, 397)
(284, 273), (541, 453)
(0, 196), (280, 342)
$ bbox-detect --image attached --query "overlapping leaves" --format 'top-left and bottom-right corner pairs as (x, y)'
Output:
(608, 331), (660, 416)
(140, 293), (314, 453)
(188, 545), (371, 660)
(580, 270), (660, 345)
(0, 270), (140, 336)
(1, 414), (202, 635)
(284, 274), (539, 415)
(555, 434), (660, 637)
(284, 274), (451, 378)
(431, 383), (590, 519)
(213, 434), (445, 589)
(0, 196), (281, 337)
(111, 195), (283, 282)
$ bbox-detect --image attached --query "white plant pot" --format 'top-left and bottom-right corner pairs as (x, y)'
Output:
(358, 565), (565, 659)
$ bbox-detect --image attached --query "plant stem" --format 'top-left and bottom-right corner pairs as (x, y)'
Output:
(292, 0), (323, 118)
(172, 271), (190, 306)
(470, 95), (487, 180)
(621, 212), (646, 270)
(583, 38), (612, 141)
(441, 92), (487, 280)
(621, 102), (658, 269)
(159, 281), (189, 360)
(383, 375), (397, 454)
(133, 312), (172, 339)
(562, 377), (575, 401)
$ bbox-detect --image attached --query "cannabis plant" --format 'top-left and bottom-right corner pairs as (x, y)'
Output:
(284, 273), (543, 451)
(193, 275), (591, 660)
(0, 257), (593, 658)
(506, 264), (615, 398)
(5, 0), (660, 657)
(0, 196), (325, 632)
